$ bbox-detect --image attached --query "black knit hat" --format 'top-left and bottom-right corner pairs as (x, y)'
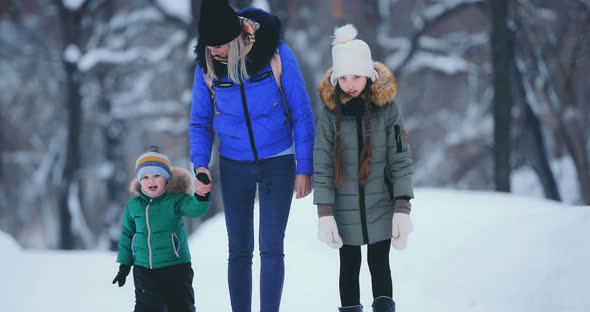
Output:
(198, 0), (241, 46)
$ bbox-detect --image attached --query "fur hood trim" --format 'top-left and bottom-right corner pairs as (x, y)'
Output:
(129, 167), (194, 197)
(195, 8), (282, 76)
(317, 62), (397, 111)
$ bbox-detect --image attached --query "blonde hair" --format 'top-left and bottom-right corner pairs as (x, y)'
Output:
(204, 30), (252, 83)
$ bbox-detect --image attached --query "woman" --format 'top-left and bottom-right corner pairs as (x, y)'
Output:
(189, 1), (315, 311)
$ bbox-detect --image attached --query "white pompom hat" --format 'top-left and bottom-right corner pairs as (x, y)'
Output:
(329, 24), (378, 86)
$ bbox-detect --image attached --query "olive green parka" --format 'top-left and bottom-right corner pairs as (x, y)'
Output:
(313, 62), (414, 246)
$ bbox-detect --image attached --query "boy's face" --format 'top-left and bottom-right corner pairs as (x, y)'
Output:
(337, 75), (368, 98)
(140, 173), (167, 198)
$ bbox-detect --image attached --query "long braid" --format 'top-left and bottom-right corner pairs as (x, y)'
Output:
(334, 86), (345, 188)
(358, 80), (373, 187)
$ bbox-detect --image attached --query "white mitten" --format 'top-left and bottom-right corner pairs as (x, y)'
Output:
(317, 216), (344, 249)
(392, 213), (413, 250)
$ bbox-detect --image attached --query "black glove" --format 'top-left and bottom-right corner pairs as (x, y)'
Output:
(112, 264), (131, 287)
(195, 172), (211, 201)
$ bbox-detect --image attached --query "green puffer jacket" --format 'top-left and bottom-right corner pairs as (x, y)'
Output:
(116, 168), (210, 269)
(313, 62), (414, 246)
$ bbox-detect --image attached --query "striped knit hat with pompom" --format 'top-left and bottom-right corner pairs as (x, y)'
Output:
(135, 146), (171, 181)
(330, 24), (378, 86)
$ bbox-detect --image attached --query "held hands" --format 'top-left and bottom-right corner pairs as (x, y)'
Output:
(317, 216), (343, 248)
(112, 264), (131, 287)
(195, 167), (212, 196)
(392, 212), (413, 251)
(295, 174), (312, 199)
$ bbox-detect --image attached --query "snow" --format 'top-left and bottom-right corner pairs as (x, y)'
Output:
(251, 0), (270, 12)
(406, 51), (470, 75)
(64, 44), (81, 63)
(2, 188), (589, 311)
(63, 0), (85, 11)
(155, 0), (191, 22)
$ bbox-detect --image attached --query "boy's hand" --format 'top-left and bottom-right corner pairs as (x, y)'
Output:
(112, 264), (131, 287)
(195, 167), (212, 196)
(195, 171), (211, 201)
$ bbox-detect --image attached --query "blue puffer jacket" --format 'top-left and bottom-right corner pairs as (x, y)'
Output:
(189, 8), (315, 174)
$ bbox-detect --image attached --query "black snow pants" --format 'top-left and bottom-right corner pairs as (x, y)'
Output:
(133, 262), (196, 312)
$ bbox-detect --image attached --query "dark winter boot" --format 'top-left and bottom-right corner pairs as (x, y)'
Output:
(338, 304), (363, 312)
(372, 296), (395, 312)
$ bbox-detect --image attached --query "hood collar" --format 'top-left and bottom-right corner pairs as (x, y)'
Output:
(317, 62), (397, 111)
(129, 167), (194, 198)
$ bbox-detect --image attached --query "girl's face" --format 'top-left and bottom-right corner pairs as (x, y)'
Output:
(140, 173), (167, 198)
(338, 75), (368, 98)
(207, 44), (229, 62)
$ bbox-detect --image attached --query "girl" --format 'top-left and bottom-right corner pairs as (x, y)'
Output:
(313, 25), (415, 312)
(112, 146), (210, 312)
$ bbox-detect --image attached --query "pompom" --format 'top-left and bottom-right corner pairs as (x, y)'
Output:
(332, 24), (358, 45)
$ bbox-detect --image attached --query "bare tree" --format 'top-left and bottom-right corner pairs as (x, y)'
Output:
(54, 0), (92, 249)
(513, 0), (590, 204)
(489, 0), (514, 192)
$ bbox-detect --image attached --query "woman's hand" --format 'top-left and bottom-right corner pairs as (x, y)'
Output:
(295, 174), (312, 199)
(195, 167), (212, 196)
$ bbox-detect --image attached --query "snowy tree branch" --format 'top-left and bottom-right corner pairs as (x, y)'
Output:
(78, 32), (186, 71)
(393, 0), (486, 75)
(395, 0), (484, 75)
(148, 0), (191, 32)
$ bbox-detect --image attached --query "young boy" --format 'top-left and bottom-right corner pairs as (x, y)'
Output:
(112, 146), (210, 312)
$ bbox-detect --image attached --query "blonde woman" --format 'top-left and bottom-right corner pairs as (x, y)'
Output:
(189, 1), (315, 311)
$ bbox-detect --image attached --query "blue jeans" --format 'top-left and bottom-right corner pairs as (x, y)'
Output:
(219, 154), (296, 312)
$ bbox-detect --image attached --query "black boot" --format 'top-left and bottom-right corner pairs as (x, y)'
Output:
(338, 304), (363, 312)
(372, 296), (395, 312)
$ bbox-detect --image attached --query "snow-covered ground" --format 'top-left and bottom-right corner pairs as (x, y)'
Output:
(2, 188), (589, 311)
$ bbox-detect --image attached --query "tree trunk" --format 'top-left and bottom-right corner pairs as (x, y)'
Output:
(515, 86), (561, 200)
(490, 0), (513, 192)
(57, 1), (86, 249)
(561, 121), (590, 204)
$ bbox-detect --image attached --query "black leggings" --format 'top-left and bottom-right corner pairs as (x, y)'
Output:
(339, 239), (392, 307)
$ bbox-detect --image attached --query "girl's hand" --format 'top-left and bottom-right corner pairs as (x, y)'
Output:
(392, 212), (413, 250)
(318, 216), (343, 248)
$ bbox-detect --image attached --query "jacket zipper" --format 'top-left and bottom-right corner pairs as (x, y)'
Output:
(355, 113), (369, 244)
(145, 198), (153, 269)
(171, 233), (179, 257)
(239, 78), (258, 160)
(131, 234), (136, 258)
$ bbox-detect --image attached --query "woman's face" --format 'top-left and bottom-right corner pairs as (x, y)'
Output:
(140, 173), (167, 198)
(337, 75), (368, 98)
(207, 44), (229, 62)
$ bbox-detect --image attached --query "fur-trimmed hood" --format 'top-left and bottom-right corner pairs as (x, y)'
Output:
(194, 7), (282, 76)
(129, 167), (194, 197)
(317, 62), (397, 111)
